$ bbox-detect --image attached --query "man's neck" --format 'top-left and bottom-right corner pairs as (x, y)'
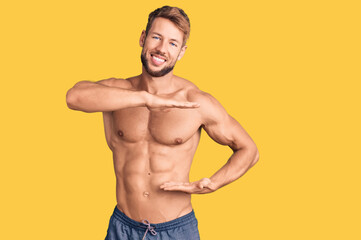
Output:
(139, 69), (175, 95)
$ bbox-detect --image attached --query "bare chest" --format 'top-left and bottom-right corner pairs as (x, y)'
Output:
(111, 107), (201, 145)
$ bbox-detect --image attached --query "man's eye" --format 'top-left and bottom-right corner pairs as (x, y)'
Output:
(153, 36), (160, 40)
(170, 42), (177, 47)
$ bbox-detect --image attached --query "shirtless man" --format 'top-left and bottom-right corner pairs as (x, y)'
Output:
(66, 6), (259, 240)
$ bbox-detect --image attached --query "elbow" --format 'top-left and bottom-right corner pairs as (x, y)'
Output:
(66, 88), (79, 110)
(251, 147), (259, 167)
(66, 81), (95, 111)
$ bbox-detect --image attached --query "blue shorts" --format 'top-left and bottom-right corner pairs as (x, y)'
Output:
(105, 206), (200, 240)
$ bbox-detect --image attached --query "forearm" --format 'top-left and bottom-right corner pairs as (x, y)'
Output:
(204, 147), (259, 193)
(66, 81), (148, 112)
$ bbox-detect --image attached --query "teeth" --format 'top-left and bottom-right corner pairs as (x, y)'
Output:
(153, 56), (165, 62)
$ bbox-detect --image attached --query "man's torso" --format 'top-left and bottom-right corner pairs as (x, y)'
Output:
(102, 76), (204, 223)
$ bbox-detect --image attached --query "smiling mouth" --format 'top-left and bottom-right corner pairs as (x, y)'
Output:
(151, 54), (166, 65)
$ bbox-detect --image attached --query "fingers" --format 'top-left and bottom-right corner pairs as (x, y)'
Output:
(160, 182), (188, 189)
(161, 185), (189, 192)
(169, 101), (200, 109)
(196, 178), (210, 189)
(160, 182), (193, 193)
(199, 178), (211, 186)
(147, 101), (200, 112)
(148, 94), (200, 109)
(199, 178), (216, 191)
(160, 180), (210, 194)
(160, 178), (214, 194)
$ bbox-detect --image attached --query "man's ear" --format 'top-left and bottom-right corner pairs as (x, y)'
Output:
(139, 30), (146, 47)
(177, 45), (187, 60)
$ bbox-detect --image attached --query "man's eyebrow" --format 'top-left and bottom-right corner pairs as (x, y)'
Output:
(151, 32), (162, 37)
(170, 38), (180, 43)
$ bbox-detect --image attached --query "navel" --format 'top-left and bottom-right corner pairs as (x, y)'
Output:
(117, 130), (124, 137)
(143, 191), (150, 197)
(175, 138), (183, 144)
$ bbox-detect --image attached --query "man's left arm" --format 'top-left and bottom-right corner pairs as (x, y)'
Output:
(160, 92), (259, 194)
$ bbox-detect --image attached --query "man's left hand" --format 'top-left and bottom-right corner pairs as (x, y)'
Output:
(160, 178), (216, 194)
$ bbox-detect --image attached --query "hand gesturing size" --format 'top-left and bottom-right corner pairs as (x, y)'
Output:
(160, 178), (215, 194)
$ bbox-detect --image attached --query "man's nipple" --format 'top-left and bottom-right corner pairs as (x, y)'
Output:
(118, 130), (124, 137)
(175, 138), (183, 144)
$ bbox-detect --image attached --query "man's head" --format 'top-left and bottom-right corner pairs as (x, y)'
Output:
(140, 6), (190, 77)
(145, 6), (190, 46)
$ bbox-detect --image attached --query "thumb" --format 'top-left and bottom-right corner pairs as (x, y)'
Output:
(200, 178), (212, 188)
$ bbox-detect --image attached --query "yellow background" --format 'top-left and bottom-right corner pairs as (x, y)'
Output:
(1, 0), (360, 239)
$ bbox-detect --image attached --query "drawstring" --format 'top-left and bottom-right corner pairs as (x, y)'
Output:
(141, 219), (157, 240)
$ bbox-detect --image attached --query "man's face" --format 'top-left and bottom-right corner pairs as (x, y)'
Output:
(140, 17), (187, 77)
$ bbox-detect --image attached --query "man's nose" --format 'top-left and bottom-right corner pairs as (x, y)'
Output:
(155, 40), (167, 53)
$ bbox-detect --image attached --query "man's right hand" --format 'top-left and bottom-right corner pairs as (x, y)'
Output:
(145, 93), (200, 111)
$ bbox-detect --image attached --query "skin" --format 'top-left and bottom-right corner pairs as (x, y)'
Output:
(66, 17), (259, 223)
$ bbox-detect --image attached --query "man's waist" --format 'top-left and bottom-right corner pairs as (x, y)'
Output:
(115, 189), (192, 223)
(112, 205), (197, 230)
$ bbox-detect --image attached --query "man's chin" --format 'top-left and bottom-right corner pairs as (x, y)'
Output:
(141, 54), (174, 77)
(144, 65), (174, 77)
(148, 70), (171, 77)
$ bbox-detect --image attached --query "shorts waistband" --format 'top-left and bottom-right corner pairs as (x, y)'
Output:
(112, 206), (197, 232)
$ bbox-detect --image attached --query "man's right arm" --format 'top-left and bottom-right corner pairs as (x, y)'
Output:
(66, 78), (200, 113)
(66, 79), (148, 112)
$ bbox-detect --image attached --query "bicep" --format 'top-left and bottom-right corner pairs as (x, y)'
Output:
(68, 78), (115, 90)
(96, 78), (118, 87)
(199, 94), (255, 151)
(204, 114), (255, 151)
(77, 78), (129, 88)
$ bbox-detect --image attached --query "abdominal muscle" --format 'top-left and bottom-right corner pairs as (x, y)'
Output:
(112, 140), (197, 223)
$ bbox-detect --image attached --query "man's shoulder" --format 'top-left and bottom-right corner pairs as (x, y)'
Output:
(174, 76), (209, 100)
(173, 76), (197, 90)
(186, 86), (217, 106)
(184, 83), (227, 124)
